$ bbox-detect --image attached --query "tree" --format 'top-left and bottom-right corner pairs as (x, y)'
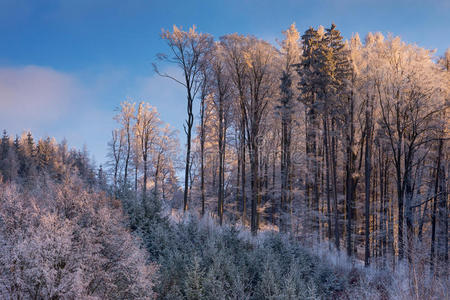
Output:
(297, 26), (323, 240)
(134, 102), (162, 213)
(108, 128), (125, 197)
(198, 64), (209, 217)
(278, 23), (300, 232)
(220, 34), (251, 225)
(114, 101), (136, 189)
(209, 42), (232, 225)
(373, 36), (447, 260)
(152, 124), (179, 201)
(243, 37), (278, 234)
(0, 130), (18, 184)
(156, 25), (213, 212)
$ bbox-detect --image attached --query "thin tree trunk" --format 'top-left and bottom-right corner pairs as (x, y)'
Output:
(241, 126), (247, 225)
(236, 128), (241, 218)
(437, 139), (448, 272)
(431, 138), (443, 271)
(134, 160), (138, 194)
(272, 149), (276, 226)
(250, 150), (258, 235)
(183, 88), (194, 212)
(323, 116), (332, 242)
(200, 96), (206, 217)
(346, 96), (355, 257)
(217, 96), (225, 225)
(143, 152), (148, 214)
(154, 152), (161, 199)
(364, 102), (373, 266)
(124, 123), (131, 187)
(331, 118), (340, 251)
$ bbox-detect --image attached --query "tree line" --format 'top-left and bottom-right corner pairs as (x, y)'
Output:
(0, 131), (157, 299)
(108, 101), (180, 215)
(0, 130), (105, 188)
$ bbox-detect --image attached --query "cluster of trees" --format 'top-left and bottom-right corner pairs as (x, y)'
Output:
(108, 102), (180, 213)
(0, 134), (157, 299)
(0, 130), (105, 188)
(154, 24), (449, 271)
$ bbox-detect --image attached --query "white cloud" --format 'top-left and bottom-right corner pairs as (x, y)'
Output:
(0, 65), (113, 164)
(0, 65), (81, 129)
(0, 64), (189, 165)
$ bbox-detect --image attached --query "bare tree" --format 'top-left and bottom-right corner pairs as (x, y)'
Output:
(108, 129), (125, 198)
(134, 102), (161, 213)
(114, 101), (135, 188)
(279, 24), (300, 232)
(243, 37), (278, 235)
(155, 25), (213, 212)
(210, 43), (232, 225)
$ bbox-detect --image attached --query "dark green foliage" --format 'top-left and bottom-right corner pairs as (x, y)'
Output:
(128, 203), (349, 299)
(0, 130), (105, 190)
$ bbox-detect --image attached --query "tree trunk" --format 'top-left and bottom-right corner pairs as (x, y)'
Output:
(143, 152), (148, 214)
(200, 96), (206, 217)
(124, 124), (131, 187)
(183, 90), (194, 212)
(250, 133), (260, 235)
(154, 152), (161, 199)
(134, 161), (138, 194)
(272, 149), (276, 226)
(217, 96), (225, 225)
(323, 116), (332, 242)
(346, 96), (355, 257)
(431, 138), (443, 271)
(364, 108), (372, 266)
(241, 123), (247, 225)
(437, 139), (448, 273)
(330, 119), (340, 251)
(236, 128), (241, 219)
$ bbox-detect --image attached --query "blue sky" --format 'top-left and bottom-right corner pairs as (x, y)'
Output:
(1, 0), (449, 166)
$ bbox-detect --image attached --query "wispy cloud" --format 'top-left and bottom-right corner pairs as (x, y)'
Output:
(0, 64), (193, 164)
(0, 65), (81, 130)
(0, 65), (115, 163)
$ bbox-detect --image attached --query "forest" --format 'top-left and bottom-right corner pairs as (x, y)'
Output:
(0, 23), (448, 299)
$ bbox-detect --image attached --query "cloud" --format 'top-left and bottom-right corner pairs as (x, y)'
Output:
(0, 65), (81, 130)
(0, 64), (189, 165)
(0, 65), (115, 163)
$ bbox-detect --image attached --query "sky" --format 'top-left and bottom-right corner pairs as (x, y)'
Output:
(0, 0), (449, 166)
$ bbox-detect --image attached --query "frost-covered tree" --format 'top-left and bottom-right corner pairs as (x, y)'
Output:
(209, 42), (232, 225)
(108, 128), (125, 197)
(114, 101), (136, 188)
(156, 25), (213, 212)
(278, 23), (301, 232)
(134, 102), (162, 213)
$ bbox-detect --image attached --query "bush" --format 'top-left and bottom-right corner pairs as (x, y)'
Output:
(0, 176), (157, 299)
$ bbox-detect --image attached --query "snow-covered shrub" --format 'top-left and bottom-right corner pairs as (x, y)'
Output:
(0, 176), (157, 299)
